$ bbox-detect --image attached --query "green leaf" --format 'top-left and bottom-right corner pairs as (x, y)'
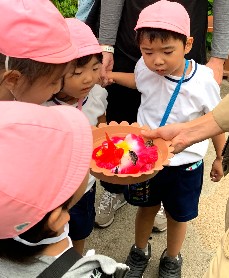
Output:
(51, 0), (78, 18)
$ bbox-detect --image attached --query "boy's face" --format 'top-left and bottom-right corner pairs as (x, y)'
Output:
(139, 35), (193, 77)
(62, 56), (101, 99)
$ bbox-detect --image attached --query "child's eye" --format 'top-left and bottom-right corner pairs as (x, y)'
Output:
(164, 51), (173, 55)
(145, 52), (152, 56)
(73, 71), (82, 76)
(93, 67), (99, 71)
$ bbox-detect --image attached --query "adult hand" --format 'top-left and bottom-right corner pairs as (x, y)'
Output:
(101, 52), (114, 87)
(206, 57), (225, 85)
(141, 123), (189, 154)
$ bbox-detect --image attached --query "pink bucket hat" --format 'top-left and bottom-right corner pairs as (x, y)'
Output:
(135, 0), (190, 37)
(0, 0), (78, 63)
(65, 18), (102, 58)
(0, 102), (92, 239)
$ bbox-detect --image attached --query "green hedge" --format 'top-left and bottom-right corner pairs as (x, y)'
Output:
(52, 0), (78, 18)
(207, 0), (214, 50)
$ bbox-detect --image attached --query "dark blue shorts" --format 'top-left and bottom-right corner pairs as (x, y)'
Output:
(124, 161), (204, 222)
(69, 183), (96, 241)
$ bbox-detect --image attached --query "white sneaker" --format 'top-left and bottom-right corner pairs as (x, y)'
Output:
(152, 205), (167, 232)
(95, 191), (127, 228)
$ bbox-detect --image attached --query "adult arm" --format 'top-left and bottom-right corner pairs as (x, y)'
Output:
(98, 0), (125, 85)
(99, 0), (125, 46)
(141, 94), (229, 153)
(206, 0), (229, 84)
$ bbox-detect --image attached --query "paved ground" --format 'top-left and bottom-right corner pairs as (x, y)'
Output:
(86, 79), (229, 278)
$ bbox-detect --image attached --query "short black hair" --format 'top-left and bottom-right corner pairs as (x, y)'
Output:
(136, 28), (187, 47)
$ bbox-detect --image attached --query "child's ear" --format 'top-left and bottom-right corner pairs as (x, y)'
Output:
(185, 37), (194, 55)
(2, 70), (21, 91)
(47, 207), (70, 232)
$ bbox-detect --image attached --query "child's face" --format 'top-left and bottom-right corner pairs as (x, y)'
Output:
(15, 63), (72, 104)
(140, 35), (193, 77)
(61, 56), (101, 99)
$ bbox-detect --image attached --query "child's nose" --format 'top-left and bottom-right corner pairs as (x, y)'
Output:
(154, 56), (164, 66)
(83, 74), (93, 84)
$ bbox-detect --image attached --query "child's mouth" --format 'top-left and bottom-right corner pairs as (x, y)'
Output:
(156, 69), (165, 75)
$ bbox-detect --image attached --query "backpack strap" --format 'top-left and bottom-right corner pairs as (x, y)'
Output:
(37, 247), (82, 278)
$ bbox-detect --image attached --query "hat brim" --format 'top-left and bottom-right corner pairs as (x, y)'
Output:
(135, 21), (189, 37)
(78, 44), (102, 59)
(32, 43), (79, 64)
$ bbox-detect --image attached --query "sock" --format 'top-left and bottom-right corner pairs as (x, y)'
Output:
(163, 250), (180, 261)
(135, 244), (149, 256)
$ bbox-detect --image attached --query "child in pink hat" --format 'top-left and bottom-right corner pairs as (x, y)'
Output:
(44, 18), (108, 255)
(106, 1), (225, 277)
(0, 101), (129, 277)
(0, 0), (79, 104)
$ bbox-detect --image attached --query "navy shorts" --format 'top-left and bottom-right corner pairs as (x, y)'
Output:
(124, 161), (204, 222)
(69, 183), (96, 241)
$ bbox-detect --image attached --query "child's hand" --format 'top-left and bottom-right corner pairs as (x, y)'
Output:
(106, 71), (116, 86)
(210, 157), (224, 182)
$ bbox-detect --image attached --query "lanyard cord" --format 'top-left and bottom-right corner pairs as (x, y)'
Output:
(159, 59), (189, 127)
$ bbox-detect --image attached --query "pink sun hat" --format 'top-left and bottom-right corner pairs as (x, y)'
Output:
(0, 0), (78, 63)
(135, 0), (190, 37)
(65, 18), (102, 58)
(0, 101), (92, 239)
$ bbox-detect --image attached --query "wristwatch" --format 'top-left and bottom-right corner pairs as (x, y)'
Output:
(101, 45), (114, 54)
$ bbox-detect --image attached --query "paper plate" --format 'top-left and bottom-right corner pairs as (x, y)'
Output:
(90, 121), (174, 185)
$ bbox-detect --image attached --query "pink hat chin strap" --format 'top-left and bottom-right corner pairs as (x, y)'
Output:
(77, 98), (83, 111)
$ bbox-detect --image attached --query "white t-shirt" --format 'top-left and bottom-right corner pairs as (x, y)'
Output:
(43, 84), (108, 191)
(135, 58), (221, 166)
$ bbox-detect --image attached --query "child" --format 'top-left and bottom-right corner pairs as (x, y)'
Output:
(0, 0), (79, 104)
(0, 101), (129, 277)
(44, 18), (107, 254)
(107, 1), (225, 277)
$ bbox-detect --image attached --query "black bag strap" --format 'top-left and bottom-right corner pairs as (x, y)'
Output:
(37, 247), (82, 278)
(222, 135), (229, 176)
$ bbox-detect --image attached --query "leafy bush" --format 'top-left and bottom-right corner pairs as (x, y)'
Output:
(52, 0), (78, 18)
(206, 0), (213, 50)
(208, 0), (213, 15)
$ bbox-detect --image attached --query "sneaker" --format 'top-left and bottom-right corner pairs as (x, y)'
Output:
(152, 205), (167, 232)
(125, 244), (151, 278)
(159, 249), (183, 278)
(95, 191), (127, 228)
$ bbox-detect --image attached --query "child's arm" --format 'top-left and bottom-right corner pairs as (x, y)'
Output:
(210, 134), (226, 182)
(97, 113), (106, 126)
(107, 71), (137, 89)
